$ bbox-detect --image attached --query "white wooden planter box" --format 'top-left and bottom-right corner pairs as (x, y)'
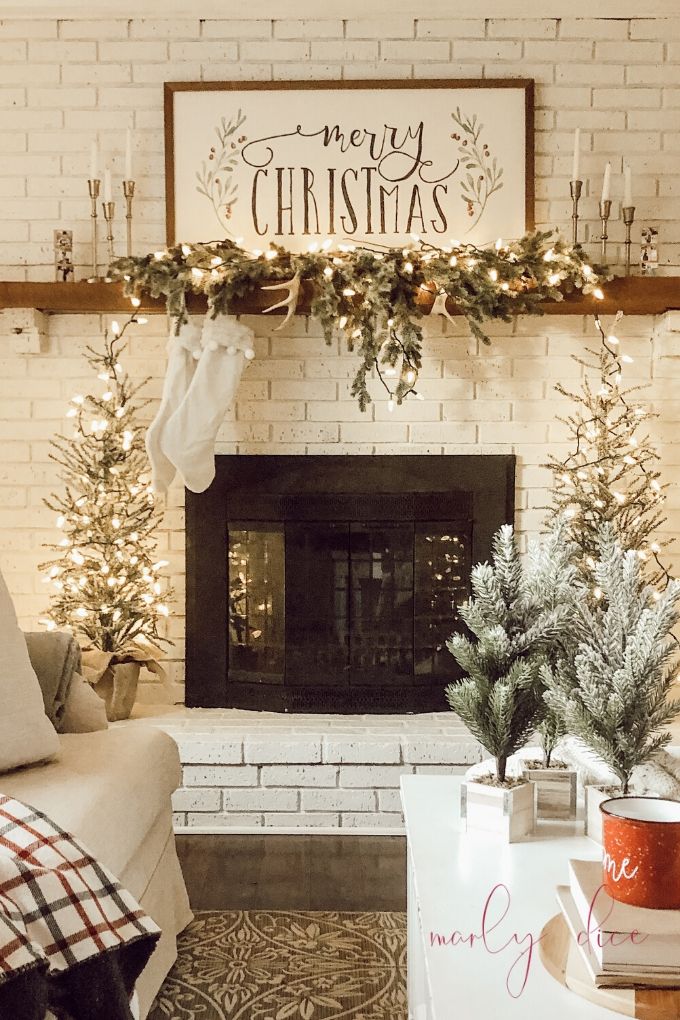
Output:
(585, 784), (621, 843)
(461, 779), (536, 842)
(521, 766), (577, 820)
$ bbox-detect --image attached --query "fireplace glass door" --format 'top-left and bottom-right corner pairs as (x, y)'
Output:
(227, 519), (471, 691)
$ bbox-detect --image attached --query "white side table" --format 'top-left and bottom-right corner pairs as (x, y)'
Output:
(401, 775), (615, 1019)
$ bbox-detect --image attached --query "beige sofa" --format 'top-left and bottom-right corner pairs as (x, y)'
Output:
(1, 724), (193, 1018)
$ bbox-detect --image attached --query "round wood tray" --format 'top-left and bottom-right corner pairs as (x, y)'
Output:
(539, 914), (680, 1019)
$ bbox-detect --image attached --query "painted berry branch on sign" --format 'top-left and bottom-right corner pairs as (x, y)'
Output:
(451, 108), (504, 230)
(195, 110), (247, 235)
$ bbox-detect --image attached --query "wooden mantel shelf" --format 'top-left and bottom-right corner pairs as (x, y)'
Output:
(1, 276), (680, 318)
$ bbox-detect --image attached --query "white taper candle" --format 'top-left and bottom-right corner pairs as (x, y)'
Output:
(623, 164), (633, 208)
(104, 166), (112, 203)
(572, 128), (581, 182)
(125, 128), (133, 181)
(90, 140), (98, 180)
(601, 162), (611, 204)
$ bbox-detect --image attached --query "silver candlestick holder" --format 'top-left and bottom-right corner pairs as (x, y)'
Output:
(122, 179), (135, 257)
(570, 179), (583, 246)
(599, 199), (612, 263)
(622, 205), (636, 276)
(87, 179), (101, 281)
(102, 201), (116, 277)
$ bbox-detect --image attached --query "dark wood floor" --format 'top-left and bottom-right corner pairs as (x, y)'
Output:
(176, 834), (407, 911)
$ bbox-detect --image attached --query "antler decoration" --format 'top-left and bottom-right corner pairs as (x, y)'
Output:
(429, 290), (458, 327)
(261, 271), (302, 330)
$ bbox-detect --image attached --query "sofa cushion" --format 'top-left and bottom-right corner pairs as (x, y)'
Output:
(0, 568), (59, 772)
(0, 726), (181, 883)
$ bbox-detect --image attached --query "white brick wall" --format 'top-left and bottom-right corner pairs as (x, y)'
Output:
(0, 15), (680, 274)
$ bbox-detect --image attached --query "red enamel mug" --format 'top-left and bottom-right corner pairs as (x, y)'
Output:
(600, 796), (680, 909)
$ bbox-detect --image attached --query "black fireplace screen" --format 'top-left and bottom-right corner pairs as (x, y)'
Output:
(228, 520), (471, 688)
(186, 455), (515, 713)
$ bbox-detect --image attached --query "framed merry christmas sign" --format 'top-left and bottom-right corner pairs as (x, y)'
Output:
(164, 79), (534, 250)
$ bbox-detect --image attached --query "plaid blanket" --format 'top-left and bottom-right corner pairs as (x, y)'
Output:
(0, 795), (160, 1020)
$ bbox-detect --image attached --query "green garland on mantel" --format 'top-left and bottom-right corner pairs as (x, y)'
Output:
(110, 231), (607, 411)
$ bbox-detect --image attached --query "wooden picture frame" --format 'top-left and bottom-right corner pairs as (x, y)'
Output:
(164, 78), (534, 250)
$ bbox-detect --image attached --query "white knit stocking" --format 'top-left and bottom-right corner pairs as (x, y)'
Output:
(145, 317), (202, 494)
(160, 314), (255, 493)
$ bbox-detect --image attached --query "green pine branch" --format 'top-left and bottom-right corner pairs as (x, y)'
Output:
(110, 231), (607, 412)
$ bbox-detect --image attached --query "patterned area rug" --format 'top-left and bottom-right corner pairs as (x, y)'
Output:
(148, 910), (407, 1020)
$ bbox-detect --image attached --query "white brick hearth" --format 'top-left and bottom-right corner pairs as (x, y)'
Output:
(120, 706), (482, 833)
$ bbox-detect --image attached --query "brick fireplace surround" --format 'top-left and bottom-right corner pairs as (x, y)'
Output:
(2, 10), (680, 832)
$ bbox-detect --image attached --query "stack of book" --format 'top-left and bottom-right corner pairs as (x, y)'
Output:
(557, 859), (680, 989)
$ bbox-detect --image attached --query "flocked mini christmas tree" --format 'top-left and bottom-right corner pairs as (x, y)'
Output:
(40, 317), (172, 653)
(445, 520), (579, 784)
(546, 313), (672, 591)
(542, 527), (680, 794)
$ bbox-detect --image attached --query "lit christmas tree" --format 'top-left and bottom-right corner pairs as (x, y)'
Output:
(40, 317), (172, 654)
(546, 313), (672, 592)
